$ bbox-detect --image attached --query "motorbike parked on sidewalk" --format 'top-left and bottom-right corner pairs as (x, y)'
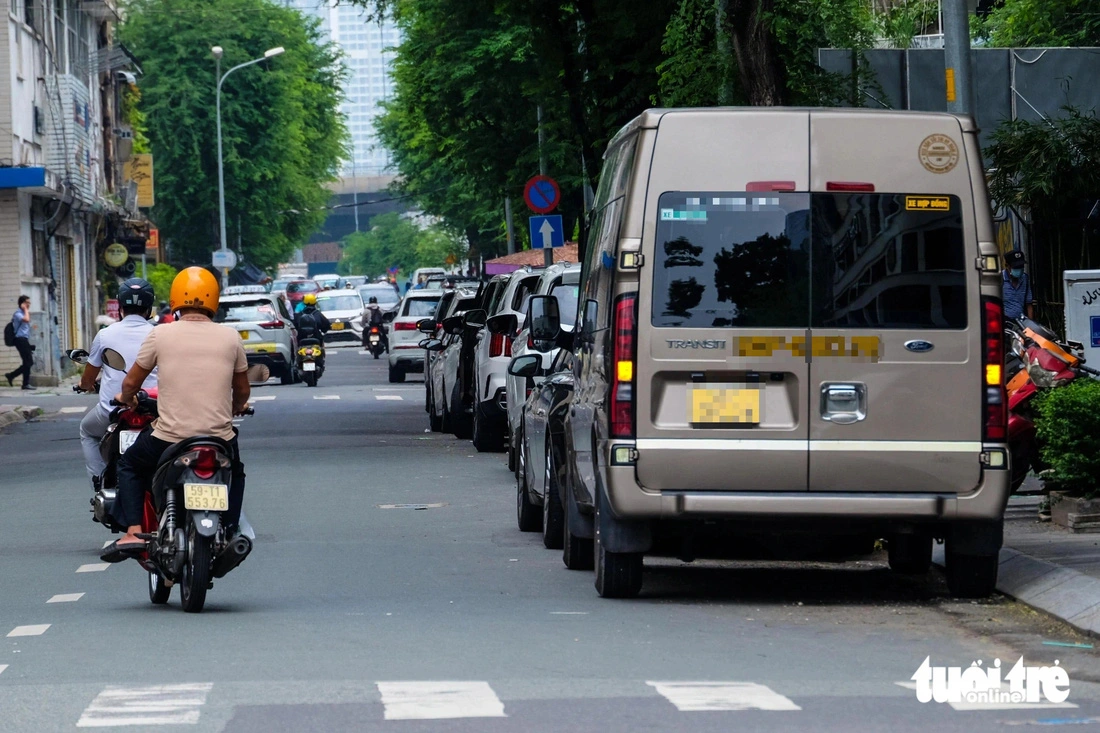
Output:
(366, 325), (386, 359)
(109, 390), (254, 613)
(1004, 318), (1100, 492)
(297, 340), (325, 387)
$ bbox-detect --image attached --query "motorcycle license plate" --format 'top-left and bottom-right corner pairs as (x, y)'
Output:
(119, 430), (142, 454)
(183, 483), (229, 511)
(369, 335), (380, 344)
(331, 322), (344, 330)
(302, 361), (317, 372)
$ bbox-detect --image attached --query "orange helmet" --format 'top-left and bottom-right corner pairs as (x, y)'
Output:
(169, 266), (220, 315)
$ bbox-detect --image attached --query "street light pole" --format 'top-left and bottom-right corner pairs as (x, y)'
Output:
(212, 45), (285, 288)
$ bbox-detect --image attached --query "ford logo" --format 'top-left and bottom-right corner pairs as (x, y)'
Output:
(904, 340), (934, 353)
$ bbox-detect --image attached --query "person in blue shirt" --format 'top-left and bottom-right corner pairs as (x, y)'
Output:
(6, 295), (33, 390)
(1002, 250), (1034, 321)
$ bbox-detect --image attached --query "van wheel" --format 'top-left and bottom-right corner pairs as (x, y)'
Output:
(516, 437), (541, 532)
(542, 444), (564, 550)
(888, 534), (932, 574)
(388, 365), (405, 383)
(473, 407), (503, 453)
(945, 552), (999, 598)
(594, 493), (643, 598)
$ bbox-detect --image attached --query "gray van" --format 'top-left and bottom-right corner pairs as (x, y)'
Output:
(528, 108), (1011, 599)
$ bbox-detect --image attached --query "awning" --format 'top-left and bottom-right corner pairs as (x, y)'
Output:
(0, 167), (46, 189)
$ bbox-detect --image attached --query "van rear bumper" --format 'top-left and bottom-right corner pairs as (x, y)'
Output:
(602, 445), (1011, 523)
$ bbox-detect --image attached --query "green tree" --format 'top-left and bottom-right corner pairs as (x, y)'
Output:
(341, 214), (469, 278)
(975, 0), (1100, 47)
(120, 0), (349, 272)
(140, 263), (179, 304)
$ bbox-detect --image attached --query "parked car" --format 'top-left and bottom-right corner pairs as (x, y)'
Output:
(425, 274), (481, 290)
(504, 262), (581, 470)
(545, 107), (1009, 599)
(420, 289), (460, 419)
(314, 290), (365, 346)
(285, 280), (321, 310)
(511, 348), (576, 553)
(387, 290), (443, 383)
(215, 293), (298, 385)
(423, 286), (482, 436)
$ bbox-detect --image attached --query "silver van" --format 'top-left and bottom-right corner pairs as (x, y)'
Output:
(529, 108), (1010, 599)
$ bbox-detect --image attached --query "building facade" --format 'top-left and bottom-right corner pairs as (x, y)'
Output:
(0, 0), (144, 385)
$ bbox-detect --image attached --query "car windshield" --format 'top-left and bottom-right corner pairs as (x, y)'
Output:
(217, 300), (278, 323)
(317, 295), (363, 312)
(359, 286), (399, 305)
(286, 281), (319, 294)
(271, 280), (293, 291)
(403, 297), (441, 317)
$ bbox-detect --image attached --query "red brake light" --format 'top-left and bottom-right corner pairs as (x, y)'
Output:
(394, 321), (417, 331)
(746, 181), (796, 192)
(982, 297), (1007, 441)
(192, 447), (219, 480)
(259, 321), (284, 329)
(610, 293), (637, 439)
(826, 181), (876, 192)
(489, 332), (511, 358)
(119, 410), (153, 429)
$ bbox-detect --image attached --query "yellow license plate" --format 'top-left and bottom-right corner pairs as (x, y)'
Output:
(690, 387), (761, 424)
(183, 483), (229, 512)
(239, 331), (249, 340)
(331, 322), (344, 330)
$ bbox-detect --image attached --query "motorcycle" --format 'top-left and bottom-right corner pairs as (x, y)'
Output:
(1004, 318), (1100, 492)
(367, 325), (386, 359)
(110, 390), (254, 613)
(297, 340), (325, 387)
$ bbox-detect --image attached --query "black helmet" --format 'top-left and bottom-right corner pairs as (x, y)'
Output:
(118, 278), (155, 311)
(369, 296), (378, 304)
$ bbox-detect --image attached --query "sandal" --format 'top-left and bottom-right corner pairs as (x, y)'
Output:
(100, 539), (146, 563)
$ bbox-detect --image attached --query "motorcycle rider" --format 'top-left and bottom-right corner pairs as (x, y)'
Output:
(361, 296), (388, 351)
(101, 267), (250, 562)
(295, 293), (330, 343)
(77, 278), (159, 491)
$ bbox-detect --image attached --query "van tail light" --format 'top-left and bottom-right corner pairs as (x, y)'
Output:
(826, 181), (876, 192)
(610, 293), (638, 439)
(192, 447), (219, 480)
(489, 332), (511, 358)
(393, 321), (417, 331)
(259, 321), (284, 329)
(746, 181), (796, 192)
(982, 296), (1007, 441)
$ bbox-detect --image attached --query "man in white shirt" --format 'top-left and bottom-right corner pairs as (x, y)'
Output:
(77, 278), (159, 490)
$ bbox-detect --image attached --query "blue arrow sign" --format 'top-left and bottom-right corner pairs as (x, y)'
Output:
(529, 214), (564, 249)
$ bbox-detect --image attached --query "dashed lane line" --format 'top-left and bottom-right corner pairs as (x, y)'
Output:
(251, 395), (277, 401)
(76, 683), (214, 728)
(47, 593), (84, 603)
(375, 395), (404, 401)
(0, 665), (7, 675)
(76, 563), (110, 573)
(313, 395), (340, 400)
(7, 625), (50, 637)
(647, 681), (801, 712)
(377, 681), (507, 720)
(59, 406), (89, 414)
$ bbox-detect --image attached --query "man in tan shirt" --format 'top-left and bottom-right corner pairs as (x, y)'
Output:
(102, 267), (250, 562)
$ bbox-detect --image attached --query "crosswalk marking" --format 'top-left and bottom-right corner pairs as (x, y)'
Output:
(313, 395), (340, 400)
(375, 395), (403, 401)
(59, 406), (88, 414)
(377, 681), (507, 720)
(647, 681), (801, 712)
(77, 563), (110, 573)
(0, 664), (7, 675)
(47, 593), (84, 603)
(76, 683), (213, 727)
(7, 625), (49, 637)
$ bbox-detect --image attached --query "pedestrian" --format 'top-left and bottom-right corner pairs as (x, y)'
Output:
(5, 295), (34, 390)
(1002, 250), (1034, 322)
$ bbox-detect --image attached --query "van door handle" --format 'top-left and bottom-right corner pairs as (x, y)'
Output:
(820, 383), (866, 424)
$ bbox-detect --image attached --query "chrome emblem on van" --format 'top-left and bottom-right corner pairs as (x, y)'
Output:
(904, 340), (935, 353)
(666, 339), (727, 350)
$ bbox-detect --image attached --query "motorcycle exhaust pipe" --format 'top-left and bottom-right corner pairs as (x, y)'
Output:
(211, 535), (252, 579)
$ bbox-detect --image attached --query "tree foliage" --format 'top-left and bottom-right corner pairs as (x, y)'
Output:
(975, 0), (1100, 47)
(120, 0), (349, 272)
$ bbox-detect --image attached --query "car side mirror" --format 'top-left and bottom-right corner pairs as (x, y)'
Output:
(527, 295), (561, 342)
(442, 315), (464, 335)
(66, 348), (89, 365)
(463, 309), (487, 329)
(419, 338), (444, 351)
(508, 354), (542, 378)
(486, 313), (517, 336)
(382, 311), (396, 323)
(416, 318), (437, 334)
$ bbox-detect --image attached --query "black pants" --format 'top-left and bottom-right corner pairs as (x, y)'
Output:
(115, 431), (246, 531)
(6, 337), (33, 386)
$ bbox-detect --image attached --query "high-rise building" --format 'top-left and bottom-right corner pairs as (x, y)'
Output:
(283, 0), (398, 177)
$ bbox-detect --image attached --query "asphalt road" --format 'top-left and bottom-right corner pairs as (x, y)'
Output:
(4, 346), (1100, 731)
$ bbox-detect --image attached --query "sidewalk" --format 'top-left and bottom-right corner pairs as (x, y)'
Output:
(0, 376), (88, 430)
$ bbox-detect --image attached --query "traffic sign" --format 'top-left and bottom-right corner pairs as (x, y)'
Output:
(529, 215), (564, 249)
(212, 249), (238, 270)
(524, 175), (560, 214)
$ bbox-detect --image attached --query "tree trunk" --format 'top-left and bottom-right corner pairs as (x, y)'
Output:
(726, 0), (788, 106)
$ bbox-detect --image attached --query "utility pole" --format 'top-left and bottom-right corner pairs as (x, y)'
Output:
(504, 197), (515, 255)
(537, 105), (551, 268)
(943, 0), (974, 116)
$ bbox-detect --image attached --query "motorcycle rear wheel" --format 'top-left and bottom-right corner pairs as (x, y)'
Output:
(148, 568), (171, 604)
(180, 527), (213, 613)
(303, 370), (318, 387)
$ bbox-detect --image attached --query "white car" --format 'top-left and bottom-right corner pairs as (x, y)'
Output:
(314, 291), (365, 346)
(505, 262), (581, 470)
(387, 289), (443, 382)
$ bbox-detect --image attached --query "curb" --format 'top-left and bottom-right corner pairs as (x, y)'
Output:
(0, 405), (43, 430)
(935, 544), (1100, 636)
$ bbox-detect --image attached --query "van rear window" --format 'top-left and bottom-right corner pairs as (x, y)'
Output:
(651, 191), (966, 329)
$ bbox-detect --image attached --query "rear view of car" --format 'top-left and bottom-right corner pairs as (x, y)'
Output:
(215, 295), (298, 384)
(358, 283), (401, 313)
(388, 291), (442, 382)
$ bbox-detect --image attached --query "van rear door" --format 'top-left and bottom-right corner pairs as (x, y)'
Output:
(806, 112), (982, 494)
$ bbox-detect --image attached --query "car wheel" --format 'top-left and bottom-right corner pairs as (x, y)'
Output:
(563, 487), (594, 570)
(542, 443), (564, 550)
(472, 404), (503, 453)
(516, 435), (541, 532)
(440, 394), (452, 433)
(594, 490), (643, 598)
(450, 389), (472, 440)
(388, 365), (405, 383)
(945, 552), (998, 598)
(887, 533), (932, 575)
(279, 365), (295, 385)
(428, 383), (443, 432)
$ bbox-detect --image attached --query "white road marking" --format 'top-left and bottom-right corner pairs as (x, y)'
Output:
(647, 681), (800, 712)
(0, 664), (7, 675)
(251, 395), (277, 401)
(377, 681), (507, 720)
(892, 681), (1077, 711)
(7, 625), (50, 637)
(313, 395), (340, 400)
(77, 563), (110, 573)
(375, 395), (403, 401)
(59, 406), (88, 414)
(549, 611), (588, 615)
(47, 593), (84, 603)
(76, 683), (214, 727)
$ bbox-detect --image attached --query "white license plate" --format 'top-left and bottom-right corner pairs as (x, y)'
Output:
(369, 335), (380, 344)
(302, 361), (317, 372)
(183, 483), (229, 511)
(119, 430), (142, 454)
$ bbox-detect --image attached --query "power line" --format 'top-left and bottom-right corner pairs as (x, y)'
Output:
(280, 186), (444, 215)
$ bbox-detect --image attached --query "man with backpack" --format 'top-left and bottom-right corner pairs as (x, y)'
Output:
(294, 293), (330, 342)
(5, 295), (34, 390)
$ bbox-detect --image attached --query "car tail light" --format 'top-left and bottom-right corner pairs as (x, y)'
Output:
(982, 297), (1007, 441)
(489, 332), (511, 358)
(192, 447), (219, 480)
(259, 321), (284, 329)
(610, 293), (637, 438)
(394, 321), (417, 331)
(826, 181), (876, 192)
(746, 181), (796, 192)
(527, 333), (534, 350)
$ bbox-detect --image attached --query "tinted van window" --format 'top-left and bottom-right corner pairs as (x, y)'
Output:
(811, 194), (966, 329)
(652, 192), (810, 328)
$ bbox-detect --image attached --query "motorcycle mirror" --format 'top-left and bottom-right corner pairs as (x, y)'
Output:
(66, 349), (89, 364)
(101, 348), (127, 371)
